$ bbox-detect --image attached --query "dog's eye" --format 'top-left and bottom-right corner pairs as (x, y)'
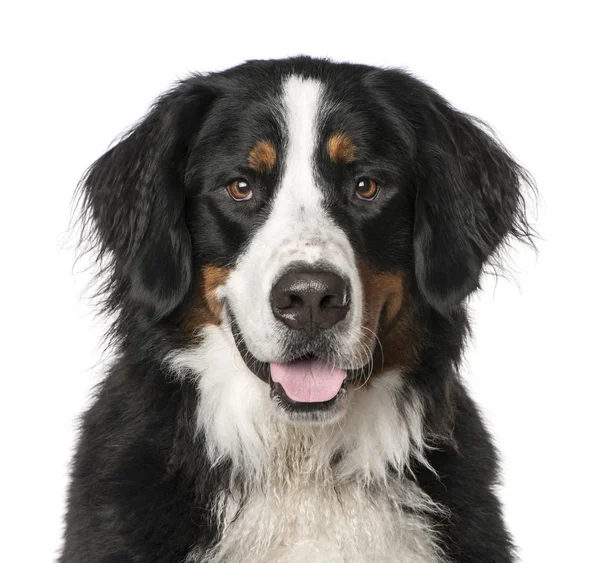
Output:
(355, 178), (378, 201)
(227, 179), (253, 201)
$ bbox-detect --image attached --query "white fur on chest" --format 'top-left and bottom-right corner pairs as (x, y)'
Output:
(196, 477), (442, 563)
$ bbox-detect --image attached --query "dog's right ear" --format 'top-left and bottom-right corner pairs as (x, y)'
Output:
(80, 77), (219, 320)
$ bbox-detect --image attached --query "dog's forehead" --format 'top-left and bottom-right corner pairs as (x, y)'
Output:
(197, 70), (381, 169)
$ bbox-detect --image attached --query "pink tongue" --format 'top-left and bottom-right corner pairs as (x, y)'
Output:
(270, 360), (346, 403)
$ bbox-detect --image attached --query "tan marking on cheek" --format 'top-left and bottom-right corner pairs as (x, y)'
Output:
(358, 261), (404, 331)
(358, 260), (422, 374)
(327, 132), (356, 164)
(248, 140), (277, 172)
(185, 266), (230, 334)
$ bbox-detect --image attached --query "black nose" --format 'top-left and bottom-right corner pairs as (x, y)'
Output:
(271, 268), (350, 336)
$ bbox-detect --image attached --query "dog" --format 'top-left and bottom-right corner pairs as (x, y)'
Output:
(61, 56), (532, 562)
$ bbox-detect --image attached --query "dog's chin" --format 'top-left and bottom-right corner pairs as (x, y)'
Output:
(271, 380), (349, 424)
(229, 320), (362, 424)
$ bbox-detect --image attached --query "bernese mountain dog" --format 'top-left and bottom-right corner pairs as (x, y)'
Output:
(61, 56), (532, 562)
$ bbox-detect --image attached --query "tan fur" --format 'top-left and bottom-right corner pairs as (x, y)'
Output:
(185, 266), (230, 332)
(327, 132), (356, 163)
(358, 261), (423, 374)
(248, 140), (277, 172)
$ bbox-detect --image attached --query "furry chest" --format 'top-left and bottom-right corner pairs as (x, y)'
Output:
(193, 481), (442, 563)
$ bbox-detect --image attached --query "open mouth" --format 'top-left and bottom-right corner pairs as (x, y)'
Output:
(229, 317), (350, 413)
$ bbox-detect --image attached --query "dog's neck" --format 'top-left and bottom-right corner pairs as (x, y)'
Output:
(170, 323), (431, 486)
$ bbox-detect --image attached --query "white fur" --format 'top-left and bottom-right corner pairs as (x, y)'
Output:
(170, 324), (443, 563)
(192, 482), (443, 563)
(223, 75), (364, 368)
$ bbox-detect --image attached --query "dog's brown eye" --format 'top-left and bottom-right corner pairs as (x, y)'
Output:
(227, 179), (253, 201)
(355, 178), (378, 201)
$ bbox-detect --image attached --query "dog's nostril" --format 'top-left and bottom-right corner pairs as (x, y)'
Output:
(271, 267), (350, 335)
(320, 293), (347, 309)
(276, 294), (303, 311)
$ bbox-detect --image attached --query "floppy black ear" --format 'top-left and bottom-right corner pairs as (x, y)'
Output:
(411, 87), (531, 312)
(80, 78), (217, 320)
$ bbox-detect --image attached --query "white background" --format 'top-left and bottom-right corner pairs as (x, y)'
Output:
(1, 1), (598, 561)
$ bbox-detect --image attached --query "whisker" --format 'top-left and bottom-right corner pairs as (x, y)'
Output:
(351, 326), (381, 392)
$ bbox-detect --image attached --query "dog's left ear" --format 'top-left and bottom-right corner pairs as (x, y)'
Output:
(376, 71), (531, 312)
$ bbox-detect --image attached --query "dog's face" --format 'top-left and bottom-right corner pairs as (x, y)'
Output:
(82, 58), (527, 423)
(189, 73), (415, 420)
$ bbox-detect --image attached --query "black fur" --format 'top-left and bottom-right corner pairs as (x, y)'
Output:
(63, 56), (533, 562)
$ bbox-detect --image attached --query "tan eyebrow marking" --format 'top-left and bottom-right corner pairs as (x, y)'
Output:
(248, 140), (277, 172)
(327, 132), (357, 164)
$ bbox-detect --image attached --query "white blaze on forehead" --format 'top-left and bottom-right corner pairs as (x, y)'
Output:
(279, 75), (323, 214)
(223, 75), (363, 362)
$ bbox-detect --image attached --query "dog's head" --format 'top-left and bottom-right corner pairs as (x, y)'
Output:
(80, 58), (530, 423)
